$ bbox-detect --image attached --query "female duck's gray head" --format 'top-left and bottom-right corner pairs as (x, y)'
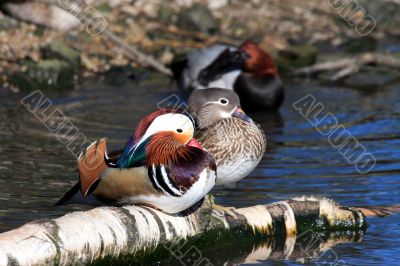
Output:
(188, 87), (253, 129)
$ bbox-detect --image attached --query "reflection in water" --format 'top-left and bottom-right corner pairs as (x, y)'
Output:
(240, 230), (364, 265)
(0, 79), (399, 265)
(153, 229), (365, 265)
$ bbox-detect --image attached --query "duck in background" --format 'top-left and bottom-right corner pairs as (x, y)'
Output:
(188, 88), (266, 186)
(170, 41), (284, 111)
(56, 109), (216, 214)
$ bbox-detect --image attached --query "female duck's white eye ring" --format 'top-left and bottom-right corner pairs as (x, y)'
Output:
(176, 128), (183, 133)
(219, 98), (229, 105)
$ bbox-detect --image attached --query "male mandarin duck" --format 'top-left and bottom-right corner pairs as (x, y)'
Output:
(170, 41), (284, 111)
(56, 109), (216, 214)
(188, 88), (266, 186)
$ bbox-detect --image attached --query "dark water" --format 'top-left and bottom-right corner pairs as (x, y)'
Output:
(0, 76), (399, 265)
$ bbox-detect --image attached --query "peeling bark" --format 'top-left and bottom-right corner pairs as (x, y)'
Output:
(0, 196), (369, 265)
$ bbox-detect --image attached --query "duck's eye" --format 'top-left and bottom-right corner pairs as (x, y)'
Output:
(219, 98), (229, 105)
(176, 128), (183, 133)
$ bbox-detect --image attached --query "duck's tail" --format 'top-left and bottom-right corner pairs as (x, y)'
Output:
(54, 182), (81, 206)
(356, 204), (400, 217)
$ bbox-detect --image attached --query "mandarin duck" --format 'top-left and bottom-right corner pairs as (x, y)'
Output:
(188, 88), (266, 186)
(170, 41), (284, 111)
(56, 109), (216, 214)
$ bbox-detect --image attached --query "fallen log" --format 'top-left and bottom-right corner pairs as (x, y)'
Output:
(0, 196), (373, 265)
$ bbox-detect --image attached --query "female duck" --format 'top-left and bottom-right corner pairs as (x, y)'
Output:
(56, 109), (216, 214)
(188, 88), (266, 186)
(171, 41), (284, 111)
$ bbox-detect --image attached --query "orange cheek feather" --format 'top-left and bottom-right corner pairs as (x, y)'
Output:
(173, 132), (192, 144)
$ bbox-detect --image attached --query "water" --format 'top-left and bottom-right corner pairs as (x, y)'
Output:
(0, 76), (399, 265)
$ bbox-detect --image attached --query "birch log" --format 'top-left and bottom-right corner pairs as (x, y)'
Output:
(0, 196), (367, 265)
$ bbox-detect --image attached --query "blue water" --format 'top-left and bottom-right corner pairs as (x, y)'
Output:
(0, 78), (399, 265)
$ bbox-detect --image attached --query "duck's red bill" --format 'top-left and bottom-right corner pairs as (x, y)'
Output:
(187, 138), (203, 149)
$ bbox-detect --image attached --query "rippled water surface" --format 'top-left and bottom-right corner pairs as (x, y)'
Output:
(0, 76), (399, 265)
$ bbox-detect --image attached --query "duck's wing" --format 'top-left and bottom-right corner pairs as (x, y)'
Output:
(76, 138), (110, 196)
(78, 137), (161, 203)
(90, 150), (216, 204)
(105, 149), (123, 166)
(55, 138), (110, 206)
(164, 148), (216, 194)
(55, 139), (158, 206)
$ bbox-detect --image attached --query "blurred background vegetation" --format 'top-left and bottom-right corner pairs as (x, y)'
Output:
(0, 0), (399, 92)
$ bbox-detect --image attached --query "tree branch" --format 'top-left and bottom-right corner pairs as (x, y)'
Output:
(0, 196), (370, 265)
(292, 53), (400, 81)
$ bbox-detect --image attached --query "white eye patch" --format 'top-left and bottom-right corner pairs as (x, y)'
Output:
(146, 113), (194, 137)
(205, 99), (229, 106)
(128, 113), (194, 156)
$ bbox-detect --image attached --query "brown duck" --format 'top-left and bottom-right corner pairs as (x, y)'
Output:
(188, 88), (266, 186)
